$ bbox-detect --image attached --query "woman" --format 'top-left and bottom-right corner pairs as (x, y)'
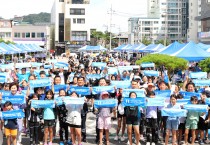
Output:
(66, 92), (83, 145)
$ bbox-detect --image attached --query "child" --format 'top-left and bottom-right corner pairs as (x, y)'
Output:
(4, 101), (18, 145)
(124, 92), (140, 145)
(43, 89), (57, 145)
(184, 96), (204, 145)
(28, 94), (43, 145)
(97, 91), (115, 145)
(165, 94), (181, 145)
(56, 89), (70, 145)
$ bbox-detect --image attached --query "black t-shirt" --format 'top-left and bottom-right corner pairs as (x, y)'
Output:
(4, 119), (18, 129)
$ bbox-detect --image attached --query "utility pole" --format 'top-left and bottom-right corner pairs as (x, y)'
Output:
(109, 4), (113, 51)
(118, 26), (121, 46)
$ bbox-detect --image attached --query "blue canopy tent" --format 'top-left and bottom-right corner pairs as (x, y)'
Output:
(0, 45), (9, 54)
(0, 43), (17, 54)
(120, 44), (132, 51)
(20, 44), (36, 52)
(171, 41), (210, 61)
(132, 43), (146, 52)
(15, 44), (31, 53)
(8, 44), (26, 53)
(31, 44), (45, 52)
(142, 44), (165, 53)
(113, 44), (126, 51)
(138, 44), (157, 53)
(79, 45), (107, 51)
(78, 45), (88, 51)
(123, 44), (139, 52)
(158, 41), (186, 55)
(24, 44), (42, 52)
(197, 43), (210, 51)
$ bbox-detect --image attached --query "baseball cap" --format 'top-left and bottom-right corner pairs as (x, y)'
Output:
(134, 76), (141, 80)
(101, 91), (109, 96)
(148, 83), (154, 86)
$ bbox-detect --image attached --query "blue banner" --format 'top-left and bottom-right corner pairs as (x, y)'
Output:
(56, 97), (85, 106)
(161, 109), (187, 117)
(192, 79), (210, 86)
(0, 90), (11, 96)
(31, 100), (55, 108)
(86, 74), (101, 80)
(44, 65), (52, 69)
(176, 99), (190, 105)
(31, 62), (43, 67)
(29, 79), (51, 88)
(118, 66), (133, 71)
(179, 91), (200, 99)
(146, 98), (165, 106)
(0, 72), (7, 83)
(92, 86), (115, 95)
(21, 90), (34, 96)
(14, 63), (31, 68)
(54, 85), (68, 93)
(108, 67), (118, 75)
(91, 62), (107, 67)
(154, 90), (171, 98)
(2, 94), (25, 104)
(55, 62), (69, 67)
(206, 98), (210, 105)
(1, 109), (25, 119)
(189, 72), (207, 79)
(68, 86), (90, 96)
(143, 70), (159, 77)
(141, 63), (155, 68)
(183, 104), (208, 112)
(94, 99), (117, 108)
(111, 81), (131, 89)
(123, 89), (145, 97)
(34, 69), (49, 77)
(122, 97), (146, 107)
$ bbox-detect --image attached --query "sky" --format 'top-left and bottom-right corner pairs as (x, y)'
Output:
(0, 0), (147, 33)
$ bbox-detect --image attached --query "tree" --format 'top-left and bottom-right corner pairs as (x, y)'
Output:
(141, 37), (152, 45)
(199, 58), (210, 73)
(136, 54), (188, 78)
(155, 39), (170, 46)
(0, 38), (15, 44)
(22, 12), (50, 24)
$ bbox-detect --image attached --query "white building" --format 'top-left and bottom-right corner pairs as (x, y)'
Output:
(0, 19), (13, 42)
(128, 0), (189, 44)
(51, 0), (90, 54)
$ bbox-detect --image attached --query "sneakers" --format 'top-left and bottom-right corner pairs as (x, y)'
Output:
(66, 140), (72, 145)
(127, 140), (129, 145)
(120, 136), (125, 142)
(199, 140), (204, 145)
(44, 143), (48, 145)
(59, 141), (64, 145)
(140, 135), (144, 141)
(48, 142), (52, 145)
(114, 135), (119, 141)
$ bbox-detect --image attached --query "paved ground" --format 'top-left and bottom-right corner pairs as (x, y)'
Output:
(2, 112), (204, 145)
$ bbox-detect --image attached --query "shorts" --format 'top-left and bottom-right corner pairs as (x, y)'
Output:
(146, 118), (158, 129)
(98, 116), (111, 130)
(117, 113), (126, 119)
(166, 119), (179, 130)
(4, 128), (17, 136)
(44, 120), (55, 128)
(198, 117), (207, 130)
(69, 124), (81, 128)
(185, 119), (198, 130)
(126, 116), (139, 126)
(178, 123), (185, 130)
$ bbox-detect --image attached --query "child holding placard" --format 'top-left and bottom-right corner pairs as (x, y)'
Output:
(4, 101), (18, 145)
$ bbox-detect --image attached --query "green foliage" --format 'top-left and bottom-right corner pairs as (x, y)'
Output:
(141, 37), (152, 45)
(136, 54), (188, 76)
(199, 58), (210, 73)
(22, 12), (50, 24)
(0, 38), (15, 44)
(155, 39), (170, 46)
(91, 30), (112, 48)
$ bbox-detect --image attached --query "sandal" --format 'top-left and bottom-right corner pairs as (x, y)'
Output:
(106, 141), (110, 145)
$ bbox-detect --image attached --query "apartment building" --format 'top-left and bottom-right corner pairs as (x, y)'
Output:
(0, 19), (13, 42)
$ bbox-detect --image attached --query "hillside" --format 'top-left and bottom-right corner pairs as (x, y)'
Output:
(22, 12), (51, 24)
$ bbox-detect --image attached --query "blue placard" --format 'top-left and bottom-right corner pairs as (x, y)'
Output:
(31, 100), (55, 108)
(179, 91), (200, 99)
(29, 79), (51, 88)
(94, 99), (117, 108)
(1, 109), (25, 119)
(176, 99), (190, 105)
(31, 62), (43, 67)
(68, 86), (90, 96)
(141, 63), (155, 68)
(86, 74), (101, 80)
(161, 109), (187, 117)
(54, 85), (68, 93)
(111, 81), (131, 89)
(154, 90), (171, 98)
(92, 86), (115, 95)
(55, 62), (69, 67)
(0, 90), (11, 96)
(21, 90), (34, 96)
(189, 72), (207, 79)
(122, 97), (146, 107)
(143, 70), (159, 77)
(108, 67), (118, 75)
(118, 66), (133, 71)
(123, 89), (145, 97)
(192, 79), (210, 86)
(183, 104), (208, 112)
(0, 72), (7, 83)
(56, 97), (84, 106)
(91, 62), (107, 67)
(146, 98), (165, 106)
(44, 65), (52, 69)
(2, 94), (25, 104)
(206, 98), (210, 105)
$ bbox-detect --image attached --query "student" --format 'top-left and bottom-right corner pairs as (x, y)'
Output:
(4, 101), (18, 145)
(165, 94), (181, 145)
(124, 92), (140, 145)
(56, 89), (70, 145)
(184, 96), (204, 145)
(28, 94), (43, 145)
(43, 90), (57, 145)
(97, 92), (115, 145)
(66, 91), (83, 145)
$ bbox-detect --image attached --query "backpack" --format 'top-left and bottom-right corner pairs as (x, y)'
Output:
(125, 106), (138, 117)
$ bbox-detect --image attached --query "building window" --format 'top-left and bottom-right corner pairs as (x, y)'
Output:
(77, 18), (85, 24)
(59, 0), (64, 2)
(32, 32), (36, 38)
(37, 32), (44, 38)
(25, 32), (30, 38)
(14, 32), (20, 38)
(5, 32), (11, 38)
(70, 8), (85, 15)
(72, 0), (83, 4)
(71, 31), (87, 41)
(73, 18), (76, 24)
(154, 21), (159, 24)
(22, 33), (25, 38)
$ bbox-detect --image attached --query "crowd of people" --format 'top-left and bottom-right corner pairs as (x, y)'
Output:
(0, 52), (210, 145)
